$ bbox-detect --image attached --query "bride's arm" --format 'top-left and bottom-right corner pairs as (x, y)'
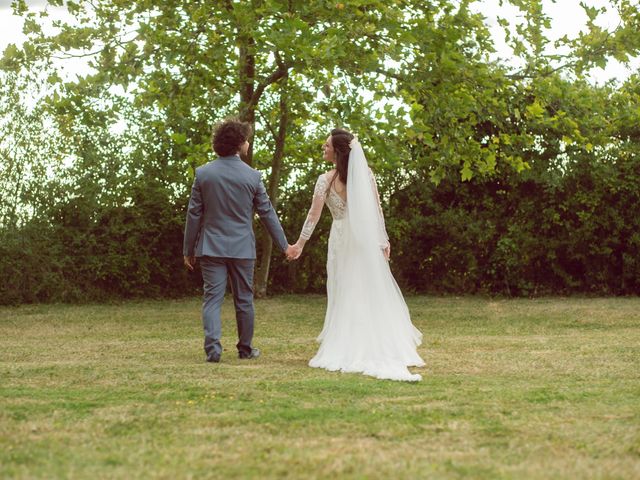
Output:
(294, 174), (328, 256)
(369, 169), (391, 259)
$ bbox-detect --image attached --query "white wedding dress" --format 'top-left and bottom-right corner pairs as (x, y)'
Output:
(299, 138), (425, 382)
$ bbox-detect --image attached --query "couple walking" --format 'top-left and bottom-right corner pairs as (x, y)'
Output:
(183, 119), (424, 381)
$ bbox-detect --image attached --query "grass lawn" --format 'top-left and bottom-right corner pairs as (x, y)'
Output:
(1, 295), (639, 479)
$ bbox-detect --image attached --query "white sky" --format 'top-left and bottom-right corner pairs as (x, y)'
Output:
(0, 0), (638, 84)
(473, 0), (640, 83)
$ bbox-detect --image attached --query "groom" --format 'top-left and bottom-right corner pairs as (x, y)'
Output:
(183, 118), (296, 363)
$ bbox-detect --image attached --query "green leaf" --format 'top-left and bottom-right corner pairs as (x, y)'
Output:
(526, 101), (545, 118)
(0, 43), (23, 71)
(461, 163), (473, 182)
(171, 132), (187, 145)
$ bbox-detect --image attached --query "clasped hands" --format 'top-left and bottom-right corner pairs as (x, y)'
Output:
(286, 242), (303, 261)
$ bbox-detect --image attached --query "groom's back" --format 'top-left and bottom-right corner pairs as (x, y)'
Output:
(195, 156), (260, 258)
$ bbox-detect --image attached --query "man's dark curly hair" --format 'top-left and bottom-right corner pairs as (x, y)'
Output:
(211, 118), (252, 156)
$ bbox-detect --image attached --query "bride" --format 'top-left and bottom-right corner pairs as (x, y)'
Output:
(290, 128), (425, 382)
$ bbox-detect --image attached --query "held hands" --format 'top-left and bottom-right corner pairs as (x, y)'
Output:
(286, 242), (303, 261)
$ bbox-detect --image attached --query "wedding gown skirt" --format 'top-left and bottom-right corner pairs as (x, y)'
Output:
(309, 217), (425, 382)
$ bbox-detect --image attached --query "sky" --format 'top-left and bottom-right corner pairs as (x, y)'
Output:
(473, 0), (640, 83)
(0, 0), (638, 84)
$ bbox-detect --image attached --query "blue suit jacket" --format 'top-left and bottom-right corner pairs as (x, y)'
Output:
(183, 155), (288, 259)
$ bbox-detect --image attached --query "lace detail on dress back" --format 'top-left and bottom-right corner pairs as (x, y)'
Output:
(326, 183), (347, 220)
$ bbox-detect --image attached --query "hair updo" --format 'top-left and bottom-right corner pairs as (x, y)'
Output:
(329, 128), (354, 187)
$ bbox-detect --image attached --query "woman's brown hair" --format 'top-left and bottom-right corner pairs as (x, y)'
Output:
(328, 128), (354, 190)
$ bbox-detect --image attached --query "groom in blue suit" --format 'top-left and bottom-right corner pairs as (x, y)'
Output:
(183, 119), (294, 363)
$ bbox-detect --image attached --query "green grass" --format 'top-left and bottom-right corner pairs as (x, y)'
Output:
(1, 295), (639, 479)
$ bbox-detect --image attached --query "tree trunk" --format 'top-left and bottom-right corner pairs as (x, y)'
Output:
(255, 87), (289, 297)
(238, 33), (255, 166)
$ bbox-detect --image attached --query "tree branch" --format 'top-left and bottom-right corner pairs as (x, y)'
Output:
(375, 68), (406, 82)
(242, 52), (289, 114)
(50, 32), (139, 60)
(257, 109), (277, 139)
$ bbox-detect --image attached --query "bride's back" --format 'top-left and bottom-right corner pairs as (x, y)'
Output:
(327, 169), (347, 202)
(319, 171), (347, 221)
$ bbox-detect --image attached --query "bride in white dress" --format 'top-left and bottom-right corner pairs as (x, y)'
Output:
(291, 128), (425, 382)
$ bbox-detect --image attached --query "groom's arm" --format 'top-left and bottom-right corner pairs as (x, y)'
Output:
(183, 173), (203, 258)
(253, 175), (288, 253)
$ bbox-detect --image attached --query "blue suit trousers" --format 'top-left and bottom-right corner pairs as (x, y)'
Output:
(199, 256), (255, 358)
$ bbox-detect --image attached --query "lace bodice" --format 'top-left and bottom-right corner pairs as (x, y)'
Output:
(299, 170), (389, 242)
